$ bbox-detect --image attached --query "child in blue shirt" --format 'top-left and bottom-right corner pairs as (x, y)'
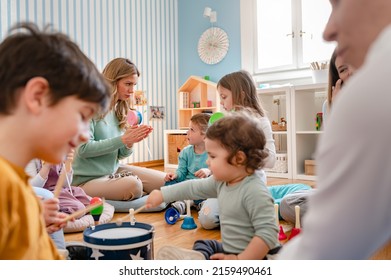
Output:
(164, 113), (211, 213)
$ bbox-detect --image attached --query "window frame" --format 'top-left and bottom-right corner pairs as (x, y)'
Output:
(240, 0), (333, 84)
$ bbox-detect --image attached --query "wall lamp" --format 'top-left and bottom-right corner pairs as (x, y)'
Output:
(203, 7), (217, 23)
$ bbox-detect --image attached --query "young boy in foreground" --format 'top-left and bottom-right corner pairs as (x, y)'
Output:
(0, 22), (110, 259)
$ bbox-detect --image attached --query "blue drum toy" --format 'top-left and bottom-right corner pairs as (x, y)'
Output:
(83, 222), (154, 260)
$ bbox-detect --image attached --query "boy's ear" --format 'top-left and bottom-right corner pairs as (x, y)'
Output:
(234, 151), (247, 166)
(23, 77), (50, 114)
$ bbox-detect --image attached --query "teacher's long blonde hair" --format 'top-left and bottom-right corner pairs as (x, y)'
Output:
(101, 58), (140, 130)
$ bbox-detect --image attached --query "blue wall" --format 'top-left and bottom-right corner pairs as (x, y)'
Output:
(178, 0), (241, 84)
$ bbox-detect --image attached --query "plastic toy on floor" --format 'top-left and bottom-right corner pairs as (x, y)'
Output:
(164, 207), (186, 225)
(288, 205), (301, 240)
(275, 204), (287, 241)
(181, 200), (197, 230)
(279, 225), (287, 241)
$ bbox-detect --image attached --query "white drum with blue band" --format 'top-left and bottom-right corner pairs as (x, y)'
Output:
(83, 222), (154, 260)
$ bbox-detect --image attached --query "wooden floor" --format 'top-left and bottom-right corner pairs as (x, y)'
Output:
(64, 164), (391, 259)
(64, 164), (315, 258)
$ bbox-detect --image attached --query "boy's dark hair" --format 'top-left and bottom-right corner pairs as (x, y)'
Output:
(190, 113), (211, 134)
(0, 22), (110, 115)
(206, 110), (269, 172)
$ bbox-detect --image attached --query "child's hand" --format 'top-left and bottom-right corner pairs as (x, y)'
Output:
(164, 172), (177, 181)
(41, 198), (61, 226)
(46, 212), (68, 233)
(145, 190), (164, 209)
(66, 150), (74, 162)
(41, 198), (69, 232)
(194, 168), (211, 178)
(65, 149), (74, 172)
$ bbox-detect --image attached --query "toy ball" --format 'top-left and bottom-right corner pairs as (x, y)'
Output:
(90, 197), (104, 216)
(127, 110), (143, 126)
(208, 112), (224, 126)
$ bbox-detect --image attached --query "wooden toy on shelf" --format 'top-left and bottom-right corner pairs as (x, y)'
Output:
(272, 117), (287, 131)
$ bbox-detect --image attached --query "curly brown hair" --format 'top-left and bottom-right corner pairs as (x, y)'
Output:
(206, 110), (269, 173)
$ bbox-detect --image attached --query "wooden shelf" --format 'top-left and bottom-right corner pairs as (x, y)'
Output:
(178, 76), (219, 129)
(164, 76), (221, 167)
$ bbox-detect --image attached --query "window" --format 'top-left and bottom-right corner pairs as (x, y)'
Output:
(256, 0), (294, 71)
(241, 0), (336, 82)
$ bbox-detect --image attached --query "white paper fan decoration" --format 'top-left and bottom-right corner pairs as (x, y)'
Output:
(198, 27), (229, 65)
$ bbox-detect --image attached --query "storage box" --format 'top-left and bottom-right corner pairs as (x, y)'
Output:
(266, 153), (288, 173)
(304, 160), (316, 176)
(167, 134), (188, 165)
(272, 124), (287, 131)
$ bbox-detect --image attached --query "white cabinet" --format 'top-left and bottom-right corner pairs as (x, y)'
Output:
(257, 86), (292, 179)
(165, 82), (327, 180)
(291, 83), (327, 180)
(257, 83), (327, 180)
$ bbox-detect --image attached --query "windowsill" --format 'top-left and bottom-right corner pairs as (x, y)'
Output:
(253, 68), (314, 86)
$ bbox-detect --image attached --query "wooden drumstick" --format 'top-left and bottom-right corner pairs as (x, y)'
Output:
(274, 203), (279, 226)
(61, 199), (104, 223)
(115, 205), (146, 226)
(53, 170), (67, 198)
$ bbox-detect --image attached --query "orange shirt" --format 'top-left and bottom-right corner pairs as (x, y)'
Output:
(0, 157), (61, 259)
